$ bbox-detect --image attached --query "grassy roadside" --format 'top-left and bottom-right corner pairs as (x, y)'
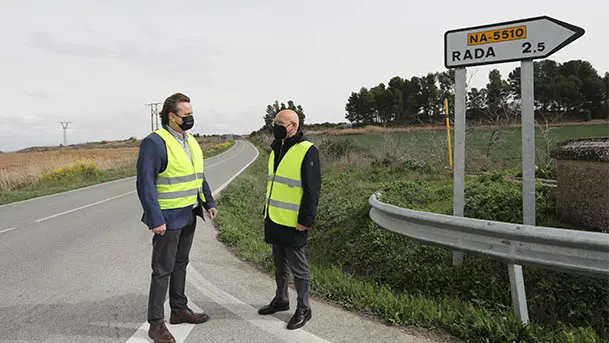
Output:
(0, 140), (235, 205)
(215, 141), (607, 343)
(0, 167), (136, 205)
(342, 123), (609, 174)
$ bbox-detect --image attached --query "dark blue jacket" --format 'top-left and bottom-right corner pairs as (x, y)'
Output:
(136, 129), (215, 230)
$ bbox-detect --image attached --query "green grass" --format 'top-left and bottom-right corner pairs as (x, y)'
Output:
(0, 140), (236, 205)
(338, 123), (608, 173)
(346, 123), (608, 151)
(216, 132), (609, 343)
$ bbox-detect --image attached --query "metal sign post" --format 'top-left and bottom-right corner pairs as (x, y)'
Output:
(444, 15), (584, 323)
(521, 59), (536, 228)
(452, 69), (466, 267)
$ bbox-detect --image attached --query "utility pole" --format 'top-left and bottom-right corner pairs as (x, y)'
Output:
(59, 121), (71, 146)
(145, 102), (162, 131)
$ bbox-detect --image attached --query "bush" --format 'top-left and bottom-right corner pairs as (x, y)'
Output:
(378, 180), (433, 209)
(39, 161), (99, 183)
(464, 174), (554, 224)
(317, 137), (359, 160)
(372, 154), (437, 175)
(303, 122), (347, 131)
(204, 140), (236, 157)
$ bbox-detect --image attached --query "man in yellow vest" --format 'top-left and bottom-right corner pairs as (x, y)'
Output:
(136, 93), (218, 343)
(258, 110), (321, 330)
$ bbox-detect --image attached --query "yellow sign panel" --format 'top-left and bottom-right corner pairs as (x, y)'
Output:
(467, 25), (527, 46)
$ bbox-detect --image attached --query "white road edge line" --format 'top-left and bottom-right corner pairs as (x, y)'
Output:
(187, 267), (331, 343)
(126, 142), (267, 343)
(0, 141), (241, 209)
(0, 227), (17, 234)
(205, 144), (245, 169)
(211, 142), (259, 198)
(34, 191), (135, 223)
(125, 299), (203, 343)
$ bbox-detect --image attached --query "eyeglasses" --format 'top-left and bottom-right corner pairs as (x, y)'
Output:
(272, 120), (291, 127)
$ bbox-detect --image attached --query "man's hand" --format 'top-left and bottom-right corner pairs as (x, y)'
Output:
(296, 224), (310, 231)
(151, 224), (167, 236)
(207, 207), (219, 220)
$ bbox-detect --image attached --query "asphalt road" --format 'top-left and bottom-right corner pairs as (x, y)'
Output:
(0, 140), (448, 343)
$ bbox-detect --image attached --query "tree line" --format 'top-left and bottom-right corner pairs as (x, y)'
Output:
(255, 100), (306, 135)
(345, 59), (609, 126)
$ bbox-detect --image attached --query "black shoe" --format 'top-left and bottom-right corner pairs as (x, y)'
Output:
(258, 301), (289, 315)
(287, 308), (312, 330)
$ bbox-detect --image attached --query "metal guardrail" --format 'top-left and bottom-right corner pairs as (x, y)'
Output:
(369, 192), (609, 279)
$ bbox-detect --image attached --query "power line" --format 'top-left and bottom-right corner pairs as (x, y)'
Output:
(58, 121), (71, 146)
(145, 102), (162, 131)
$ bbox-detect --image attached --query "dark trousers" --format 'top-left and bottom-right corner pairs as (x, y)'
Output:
(147, 214), (196, 324)
(272, 244), (311, 310)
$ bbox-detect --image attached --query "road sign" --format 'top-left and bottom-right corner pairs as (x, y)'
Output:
(444, 16), (584, 68)
(443, 15), (585, 325)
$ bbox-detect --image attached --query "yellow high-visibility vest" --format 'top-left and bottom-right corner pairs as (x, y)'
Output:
(154, 128), (206, 210)
(265, 141), (314, 227)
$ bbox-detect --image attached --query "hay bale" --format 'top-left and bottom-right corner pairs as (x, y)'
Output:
(552, 137), (609, 232)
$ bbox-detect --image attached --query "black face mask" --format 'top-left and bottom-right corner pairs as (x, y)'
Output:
(179, 116), (194, 131)
(273, 124), (288, 139)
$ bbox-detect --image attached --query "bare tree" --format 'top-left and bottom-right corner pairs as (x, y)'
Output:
(535, 104), (584, 178)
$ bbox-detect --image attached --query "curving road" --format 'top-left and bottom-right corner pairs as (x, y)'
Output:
(0, 140), (445, 343)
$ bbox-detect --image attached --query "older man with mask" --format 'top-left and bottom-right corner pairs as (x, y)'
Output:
(136, 93), (218, 343)
(258, 110), (321, 330)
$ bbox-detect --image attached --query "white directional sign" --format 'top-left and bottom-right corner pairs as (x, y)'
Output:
(443, 15), (585, 324)
(444, 16), (584, 68)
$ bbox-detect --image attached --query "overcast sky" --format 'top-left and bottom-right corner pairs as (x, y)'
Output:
(0, 0), (606, 151)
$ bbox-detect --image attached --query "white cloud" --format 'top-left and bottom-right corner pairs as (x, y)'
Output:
(0, 0), (606, 151)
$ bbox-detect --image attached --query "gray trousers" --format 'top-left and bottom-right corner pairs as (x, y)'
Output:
(148, 214), (196, 324)
(272, 244), (311, 310)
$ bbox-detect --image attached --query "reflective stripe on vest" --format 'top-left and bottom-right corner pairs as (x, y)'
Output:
(157, 173), (205, 185)
(265, 141), (314, 228)
(154, 128), (206, 210)
(267, 175), (303, 188)
(157, 189), (199, 200)
(266, 198), (301, 211)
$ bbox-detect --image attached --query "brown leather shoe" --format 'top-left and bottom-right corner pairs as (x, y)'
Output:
(170, 308), (210, 324)
(148, 322), (175, 343)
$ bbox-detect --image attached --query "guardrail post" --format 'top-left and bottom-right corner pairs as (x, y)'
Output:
(508, 264), (529, 323)
(506, 59), (535, 324)
(452, 67), (466, 267)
